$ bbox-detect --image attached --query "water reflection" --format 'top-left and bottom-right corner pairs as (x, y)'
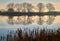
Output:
(4, 15), (56, 25)
(0, 15), (59, 25)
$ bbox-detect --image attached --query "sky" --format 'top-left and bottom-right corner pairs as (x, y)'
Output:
(0, 0), (60, 12)
(0, 0), (60, 3)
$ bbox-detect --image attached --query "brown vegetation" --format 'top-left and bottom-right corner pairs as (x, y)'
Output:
(0, 28), (60, 41)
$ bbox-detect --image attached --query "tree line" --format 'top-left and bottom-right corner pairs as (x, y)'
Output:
(6, 2), (56, 25)
(7, 2), (55, 12)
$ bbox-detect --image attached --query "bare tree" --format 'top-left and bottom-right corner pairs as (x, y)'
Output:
(7, 8), (14, 24)
(15, 3), (23, 12)
(7, 3), (14, 24)
(22, 2), (34, 24)
(26, 3), (34, 24)
(15, 3), (23, 23)
(22, 2), (27, 12)
(22, 2), (33, 12)
(37, 3), (44, 25)
(46, 3), (55, 25)
(7, 3), (14, 11)
(46, 3), (55, 11)
(26, 3), (33, 12)
(37, 3), (44, 12)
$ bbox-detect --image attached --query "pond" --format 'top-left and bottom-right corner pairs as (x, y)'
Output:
(0, 15), (60, 35)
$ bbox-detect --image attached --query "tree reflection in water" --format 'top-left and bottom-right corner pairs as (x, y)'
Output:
(7, 15), (55, 25)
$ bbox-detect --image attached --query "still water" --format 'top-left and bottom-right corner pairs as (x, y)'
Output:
(0, 15), (60, 35)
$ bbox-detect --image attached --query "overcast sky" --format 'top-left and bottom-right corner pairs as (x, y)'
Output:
(0, 0), (60, 3)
